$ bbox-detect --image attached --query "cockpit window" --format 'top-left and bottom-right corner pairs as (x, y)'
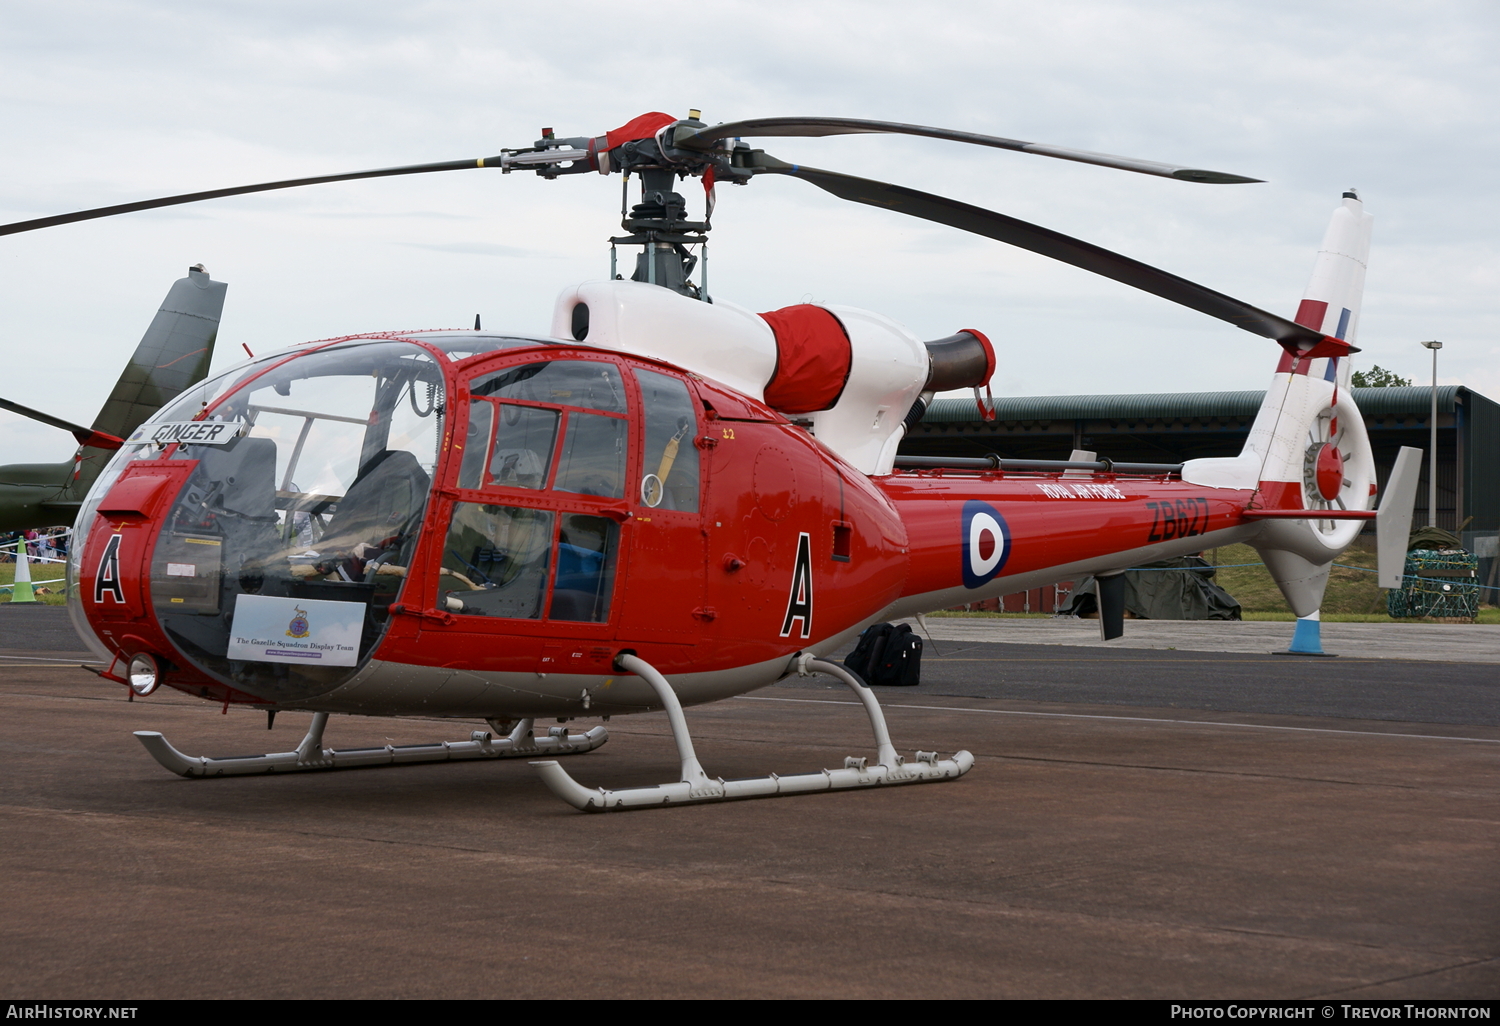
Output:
(635, 368), (699, 512)
(457, 399), (493, 491)
(435, 506), (618, 623)
(409, 333), (546, 362)
(460, 360), (628, 498)
(551, 513), (618, 621)
(487, 405), (559, 490)
(439, 503), (554, 619)
(553, 412), (626, 499)
(220, 345), (443, 520)
(471, 360), (626, 413)
(439, 356), (628, 623)
(145, 341), (446, 702)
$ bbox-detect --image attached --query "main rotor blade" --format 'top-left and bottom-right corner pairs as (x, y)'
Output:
(771, 163), (1325, 348)
(678, 117), (1261, 184)
(0, 157), (504, 237)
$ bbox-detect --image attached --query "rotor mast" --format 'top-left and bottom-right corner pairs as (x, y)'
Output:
(614, 166), (707, 296)
(526, 111), (738, 300)
(608, 112), (713, 299)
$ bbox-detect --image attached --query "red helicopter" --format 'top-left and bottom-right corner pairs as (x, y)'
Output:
(2, 111), (1420, 811)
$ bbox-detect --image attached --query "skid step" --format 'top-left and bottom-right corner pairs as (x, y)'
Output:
(136, 715), (605, 778)
(531, 654), (972, 812)
(533, 749), (973, 811)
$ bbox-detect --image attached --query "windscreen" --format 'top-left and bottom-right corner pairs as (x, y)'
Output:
(144, 341), (446, 703)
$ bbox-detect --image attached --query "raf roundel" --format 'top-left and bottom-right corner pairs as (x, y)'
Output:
(961, 500), (1011, 589)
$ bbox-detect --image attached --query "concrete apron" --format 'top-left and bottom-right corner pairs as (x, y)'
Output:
(908, 616), (1500, 663)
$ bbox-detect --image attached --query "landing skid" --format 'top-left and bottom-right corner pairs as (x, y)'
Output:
(135, 714), (607, 778)
(531, 653), (973, 812)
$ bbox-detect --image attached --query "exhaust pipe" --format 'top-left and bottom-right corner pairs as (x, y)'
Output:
(923, 330), (994, 392)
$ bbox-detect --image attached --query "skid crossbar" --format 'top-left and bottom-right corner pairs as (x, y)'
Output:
(531, 654), (973, 811)
(135, 714), (606, 778)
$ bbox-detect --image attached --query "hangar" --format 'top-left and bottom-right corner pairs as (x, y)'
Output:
(902, 385), (1500, 612)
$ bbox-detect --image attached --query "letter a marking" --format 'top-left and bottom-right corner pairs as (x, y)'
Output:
(779, 532), (813, 639)
(95, 534), (125, 604)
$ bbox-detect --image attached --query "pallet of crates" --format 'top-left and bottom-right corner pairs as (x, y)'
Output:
(1388, 548), (1480, 622)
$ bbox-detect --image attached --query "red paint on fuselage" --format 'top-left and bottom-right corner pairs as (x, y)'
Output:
(77, 334), (1258, 711)
(880, 469), (1251, 601)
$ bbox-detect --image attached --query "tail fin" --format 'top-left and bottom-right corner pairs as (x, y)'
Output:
(0, 266), (226, 532)
(1248, 190), (1375, 509)
(1183, 192), (1376, 508)
(1291, 190), (1375, 366)
(1249, 193), (1378, 631)
(90, 264), (226, 440)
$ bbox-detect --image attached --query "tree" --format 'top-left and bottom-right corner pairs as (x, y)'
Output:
(1351, 365), (1411, 388)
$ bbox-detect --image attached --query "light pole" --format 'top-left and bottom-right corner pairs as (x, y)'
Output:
(1421, 340), (1443, 528)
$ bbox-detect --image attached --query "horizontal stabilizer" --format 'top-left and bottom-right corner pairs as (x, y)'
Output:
(0, 397), (122, 450)
(1242, 509), (1377, 521)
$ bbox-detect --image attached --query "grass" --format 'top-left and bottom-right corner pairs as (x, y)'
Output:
(1203, 539), (1496, 622)
(1206, 540), (1385, 615)
(0, 559), (71, 605)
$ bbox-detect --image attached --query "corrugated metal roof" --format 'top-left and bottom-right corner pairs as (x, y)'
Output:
(1346, 385), (1464, 415)
(922, 386), (1469, 424)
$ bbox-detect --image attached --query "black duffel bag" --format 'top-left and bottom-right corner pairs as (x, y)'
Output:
(844, 622), (922, 687)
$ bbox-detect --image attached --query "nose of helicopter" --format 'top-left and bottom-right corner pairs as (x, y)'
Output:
(71, 338), (450, 705)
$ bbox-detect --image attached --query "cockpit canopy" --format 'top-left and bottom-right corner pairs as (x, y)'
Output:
(73, 332), (708, 704)
(75, 338), (449, 701)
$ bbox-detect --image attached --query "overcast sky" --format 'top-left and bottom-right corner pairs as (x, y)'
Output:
(2, 0), (1496, 464)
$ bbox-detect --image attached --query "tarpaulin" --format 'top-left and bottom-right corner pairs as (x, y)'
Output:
(1063, 556), (1243, 621)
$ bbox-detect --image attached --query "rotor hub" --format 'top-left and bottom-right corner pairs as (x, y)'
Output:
(1308, 442), (1345, 501)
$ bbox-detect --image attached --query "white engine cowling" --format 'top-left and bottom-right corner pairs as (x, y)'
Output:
(803, 305), (929, 476)
(551, 280), (778, 400)
(550, 281), (938, 475)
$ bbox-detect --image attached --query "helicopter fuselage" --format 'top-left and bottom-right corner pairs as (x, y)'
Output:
(68, 327), (1260, 721)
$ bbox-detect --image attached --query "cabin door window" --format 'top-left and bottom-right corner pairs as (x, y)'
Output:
(634, 368), (700, 511)
(441, 357), (630, 626)
(438, 503), (554, 619)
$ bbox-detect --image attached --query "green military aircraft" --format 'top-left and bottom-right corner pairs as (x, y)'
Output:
(0, 265), (225, 532)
